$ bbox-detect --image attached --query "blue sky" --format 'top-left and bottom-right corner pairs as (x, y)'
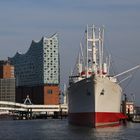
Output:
(0, 0), (140, 104)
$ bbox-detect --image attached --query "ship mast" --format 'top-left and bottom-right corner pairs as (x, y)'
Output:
(92, 25), (97, 73)
(86, 25), (97, 77)
(99, 27), (105, 76)
(86, 25), (89, 77)
(86, 25), (104, 77)
(98, 28), (102, 75)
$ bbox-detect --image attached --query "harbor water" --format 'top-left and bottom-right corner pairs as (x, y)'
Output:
(0, 119), (140, 140)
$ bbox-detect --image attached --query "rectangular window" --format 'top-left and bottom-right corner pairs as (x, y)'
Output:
(48, 89), (53, 94)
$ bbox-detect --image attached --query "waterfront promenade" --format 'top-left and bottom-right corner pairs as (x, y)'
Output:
(0, 101), (68, 119)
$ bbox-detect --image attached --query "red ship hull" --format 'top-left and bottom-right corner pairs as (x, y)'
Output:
(68, 112), (127, 127)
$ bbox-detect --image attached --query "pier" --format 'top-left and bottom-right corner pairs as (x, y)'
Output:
(0, 101), (68, 120)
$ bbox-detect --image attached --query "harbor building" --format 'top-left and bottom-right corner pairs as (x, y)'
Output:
(9, 34), (60, 105)
(0, 60), (15, 102)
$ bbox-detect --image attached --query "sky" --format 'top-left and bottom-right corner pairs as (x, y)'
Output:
(0, 0), (140, 104)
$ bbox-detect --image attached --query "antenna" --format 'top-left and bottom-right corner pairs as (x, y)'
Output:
(86, 24), (89, 77)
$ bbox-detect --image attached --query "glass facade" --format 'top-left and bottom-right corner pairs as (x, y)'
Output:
(9, 34), (59, 86)
(43, 34), (59, 84)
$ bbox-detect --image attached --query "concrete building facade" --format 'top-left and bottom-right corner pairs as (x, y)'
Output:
(9, 34), (60, 105)
(0, 61), (15, 102)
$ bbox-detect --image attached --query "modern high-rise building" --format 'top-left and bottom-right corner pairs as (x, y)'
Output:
(0, 60), (15, 102)
(9, 33), (60, 105)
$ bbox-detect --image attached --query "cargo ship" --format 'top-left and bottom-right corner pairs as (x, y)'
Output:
(68, 25), (128, 128)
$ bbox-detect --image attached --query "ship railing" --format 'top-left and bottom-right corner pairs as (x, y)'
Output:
(69, 75), (86, 84)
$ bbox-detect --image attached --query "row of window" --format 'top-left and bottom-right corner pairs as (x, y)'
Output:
(47, 89), (59, 94)
(44, 39), (58, 46)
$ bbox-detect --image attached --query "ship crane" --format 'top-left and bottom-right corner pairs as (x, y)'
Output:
(113, 65), (140, 78)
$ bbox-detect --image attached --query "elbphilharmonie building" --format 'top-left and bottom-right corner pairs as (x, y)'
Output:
(9, 34), (60, 105)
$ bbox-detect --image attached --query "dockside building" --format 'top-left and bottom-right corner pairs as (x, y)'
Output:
(9, 34), (60, 105)
(0, 60), (15, 102)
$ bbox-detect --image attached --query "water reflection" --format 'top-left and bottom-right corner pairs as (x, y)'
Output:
(0, 119), (140, 140)
(94, 126), (123, 139)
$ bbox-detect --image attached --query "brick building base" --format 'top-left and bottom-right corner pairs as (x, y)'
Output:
(16, 85), (60, 105)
